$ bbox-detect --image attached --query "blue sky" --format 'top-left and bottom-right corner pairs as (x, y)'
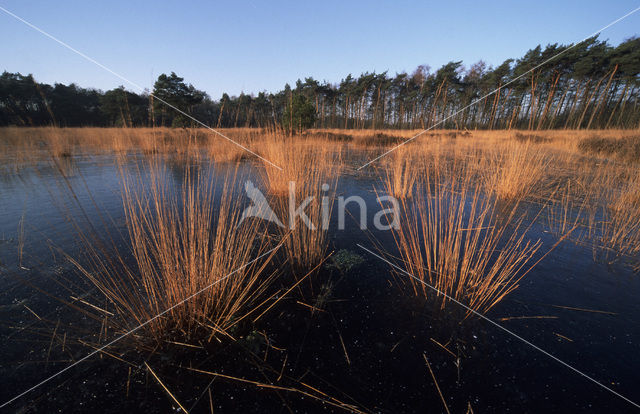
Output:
(1, 1), (638, 98)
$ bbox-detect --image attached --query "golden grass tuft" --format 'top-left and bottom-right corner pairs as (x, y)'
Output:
(258, 134), (341, 269)
(382, 145), (419, 199)
(69, 155), (278, 343)
(482, 141), (548, 200)
(596, 168), (640, 259)
(388, 167), (542, 315)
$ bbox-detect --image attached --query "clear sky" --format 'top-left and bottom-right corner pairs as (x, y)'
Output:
(1, 1), (638, 99)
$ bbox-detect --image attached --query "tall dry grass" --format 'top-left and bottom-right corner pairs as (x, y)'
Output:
(67, 156), (278, 344)
(381, 145), (419, 198)
(259, 134), (342, 269)
(387, 166), (542, 316)
(3, 126), (639, 270)
(481, 141), (549, 200)
(258, 135), (340, 192)
(537, 145), (640, 267)
(594, 167), (640, 261)
(0, 127), (269, 166)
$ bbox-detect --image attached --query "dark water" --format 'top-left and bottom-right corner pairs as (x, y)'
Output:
(0, 153), (639, 413)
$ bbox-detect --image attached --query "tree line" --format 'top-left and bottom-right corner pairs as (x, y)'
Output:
(1, 35), (638, 130)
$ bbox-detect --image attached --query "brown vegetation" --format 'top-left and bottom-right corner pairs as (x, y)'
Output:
(65, 156), (279, 344)
(387, 161), (542, 315)
(258, 134), (342, 269)
(3, 126), (640, 314)
(578, 135), (640, 162)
